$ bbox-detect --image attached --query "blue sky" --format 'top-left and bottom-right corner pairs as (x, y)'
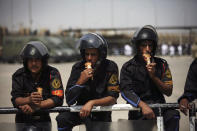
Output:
(0, 0), (197, 32)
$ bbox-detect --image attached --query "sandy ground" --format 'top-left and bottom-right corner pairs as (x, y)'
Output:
(0, 55), (194, 131)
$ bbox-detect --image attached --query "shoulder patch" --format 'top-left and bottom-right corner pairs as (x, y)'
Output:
(52, 90), (63, 97)
(109, 74), (118, 85)
(166, 69), (172, 79)
(52, 78), (61, 89)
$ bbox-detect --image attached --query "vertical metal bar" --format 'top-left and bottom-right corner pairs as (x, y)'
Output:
(189, 103), (196, 131)
(157, 107), (164, 131)
(157, 116), (164, 131)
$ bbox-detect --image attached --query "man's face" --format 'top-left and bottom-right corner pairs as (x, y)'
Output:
(27, 58), (42, 74)
(139, 40), (154, 55)
(85, 48), (99, 67)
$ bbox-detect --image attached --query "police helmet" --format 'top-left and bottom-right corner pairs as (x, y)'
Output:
(78, 33), (108, 61)
(20, 41), (49, 60)
(20, 41), (49, 70)
(131, 25), (158, 55)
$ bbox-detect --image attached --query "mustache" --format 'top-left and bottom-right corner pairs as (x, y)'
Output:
(143, 51), (153, 57)
(30, 65), (39, 69)
(145, 51), (151, 55)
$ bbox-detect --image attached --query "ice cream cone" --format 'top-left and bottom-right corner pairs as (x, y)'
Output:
(85, 62), (92, 69)
(85, 62), (93, 80)
(37, 87), (43, 95)
(143, 53), (151, 65)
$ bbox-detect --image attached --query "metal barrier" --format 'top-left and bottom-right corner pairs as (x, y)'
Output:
(189, 103), (196, 131)
(0, 103), (195, 131)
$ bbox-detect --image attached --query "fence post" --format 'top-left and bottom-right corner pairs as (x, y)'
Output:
(189, 102), (196, 131)
(157, 107), (164, 131)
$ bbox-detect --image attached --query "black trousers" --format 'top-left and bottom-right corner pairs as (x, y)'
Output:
(129, 109), (180, 131)
(56, 111), (112, 131)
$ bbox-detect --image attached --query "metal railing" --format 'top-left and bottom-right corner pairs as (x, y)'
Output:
(0, 103), (195, 131)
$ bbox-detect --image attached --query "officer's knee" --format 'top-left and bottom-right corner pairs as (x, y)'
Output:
(165, 109), (180, 117)
(56, 112), (74, 129)
(56, 113), (68, 126)
(56, 113), (62, 122)
(56, 114), (72, 131)
(164, 109), (180, 124)
(170, 110), (180, 120)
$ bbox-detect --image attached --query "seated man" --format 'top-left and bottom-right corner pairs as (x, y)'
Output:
(56, 33), (119, 131)
(120, 25), (180, 131)
(178, 58), (197, 115)
(11, 41), (64, 131)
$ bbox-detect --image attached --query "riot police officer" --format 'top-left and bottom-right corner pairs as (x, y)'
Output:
(178, 58), (197, 131)
(120, 25), (180, 131)
(56, 33), (119, 131)
(11, 41), (64, 131)
(178, 58), (197, 116)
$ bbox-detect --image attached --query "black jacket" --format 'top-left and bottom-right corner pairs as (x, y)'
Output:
(11, 65), (64, 123)
(120, 56), (173, 107)
(178, 58), (197, 102)
(66, 59), (119, 106)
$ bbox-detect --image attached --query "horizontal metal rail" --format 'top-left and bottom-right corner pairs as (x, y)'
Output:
(0, 103), (179, 114)
(0, 103), (195, 131)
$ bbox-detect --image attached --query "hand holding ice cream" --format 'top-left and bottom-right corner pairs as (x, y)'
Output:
(37, 87), (43, 95)
(85, 62), (92, 69)
(85, 62), (93, 80)
(143, 53), (151, 65)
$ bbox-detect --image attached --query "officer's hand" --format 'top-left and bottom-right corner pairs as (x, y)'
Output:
(142, 105), (155, 119)
(19, 104), (35, 114)
(146, 63), (156, 78)
(79, 100), (94, 118)
(179, 98), (190, 116)
(29, 92), (43, 105)
(139, 101), (155, 119)
(77, 68), (94, 85)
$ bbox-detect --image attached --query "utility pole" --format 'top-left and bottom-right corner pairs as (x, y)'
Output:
(110, 0), (114, 28)
(153, 0), (157, 28)
(11, 0), (14, 32)
(28, 0), (33, 31)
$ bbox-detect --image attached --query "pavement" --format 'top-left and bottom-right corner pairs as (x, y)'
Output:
(0, 55), (194, 131)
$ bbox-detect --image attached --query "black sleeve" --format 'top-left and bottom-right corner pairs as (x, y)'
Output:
(49, 69), (64, 106)
(11, 75), (23, 107)
(178, 59), (197, 103)
(120, 63), (140, 107)
(65, 64), (85, 105)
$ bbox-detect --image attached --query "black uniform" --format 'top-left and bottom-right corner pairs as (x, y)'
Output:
(56, 59), (119, 131)
(178, 58), (197, 102)
(11, 65), (64, 123)
(120, 56), (180, 131)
